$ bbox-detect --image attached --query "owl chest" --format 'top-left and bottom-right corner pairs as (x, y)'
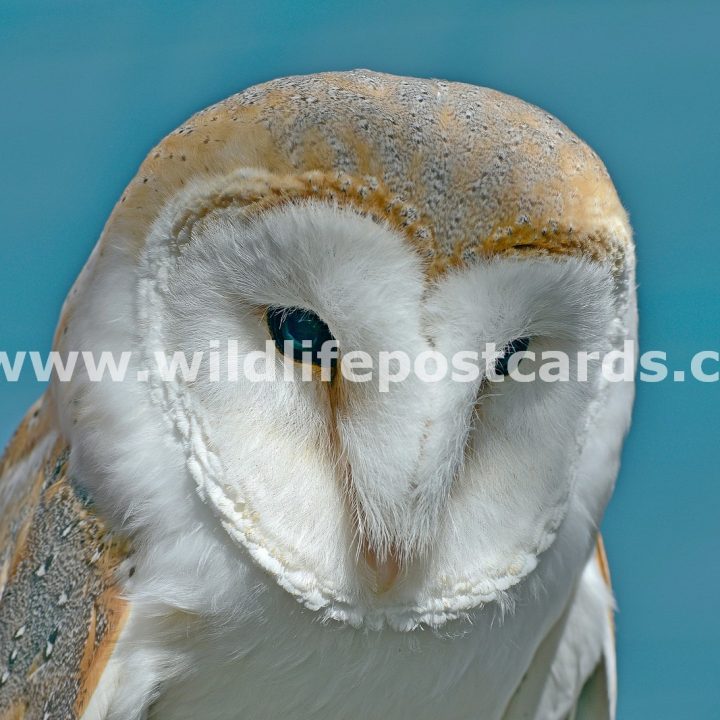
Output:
(146, 607), (525, 720)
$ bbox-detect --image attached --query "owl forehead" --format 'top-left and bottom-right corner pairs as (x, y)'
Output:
(166, 166), (629, 284)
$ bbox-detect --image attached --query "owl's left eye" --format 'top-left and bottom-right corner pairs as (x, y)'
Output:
(267, 307), (336, 365)
(495, 337), (531, 376)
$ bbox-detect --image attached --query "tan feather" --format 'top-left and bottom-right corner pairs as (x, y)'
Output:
(0, 398), (131, 718)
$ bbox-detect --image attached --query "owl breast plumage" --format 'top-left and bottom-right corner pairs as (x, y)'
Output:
(0, 70), (634, 720)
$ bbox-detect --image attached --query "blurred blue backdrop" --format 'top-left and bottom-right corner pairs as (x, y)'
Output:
(1, 1), (718, 716)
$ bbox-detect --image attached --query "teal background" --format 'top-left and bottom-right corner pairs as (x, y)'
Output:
(1, 1), (718, 716)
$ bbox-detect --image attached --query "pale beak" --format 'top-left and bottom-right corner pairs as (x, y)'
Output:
(364, 546), (401, 593)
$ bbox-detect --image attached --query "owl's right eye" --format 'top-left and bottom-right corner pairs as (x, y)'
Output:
(495, 337), (531, 376)
(267, 307), (336, 365)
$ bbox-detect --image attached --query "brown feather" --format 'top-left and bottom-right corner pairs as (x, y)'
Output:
(0, 397), (131, 718)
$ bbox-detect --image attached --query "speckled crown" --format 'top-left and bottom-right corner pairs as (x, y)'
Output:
(56, 70), (632, 341)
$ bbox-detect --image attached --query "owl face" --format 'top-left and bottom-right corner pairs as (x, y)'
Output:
(54, 71), (634, 630)
(135, 195), (617, 626)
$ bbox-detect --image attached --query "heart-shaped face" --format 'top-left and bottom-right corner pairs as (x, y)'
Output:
(126, 193), (624, 629)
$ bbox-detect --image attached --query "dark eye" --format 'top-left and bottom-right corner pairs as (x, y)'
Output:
(495, 337), (530, 376)
(267, 307), (336, 365)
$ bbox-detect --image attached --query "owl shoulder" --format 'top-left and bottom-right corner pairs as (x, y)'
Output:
(0, 395), (132, 718)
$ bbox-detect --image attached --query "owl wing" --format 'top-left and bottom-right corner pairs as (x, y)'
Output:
(564, 539), (616, 720)
(502, 538), (616, 720)
(0, 395), (131, 719)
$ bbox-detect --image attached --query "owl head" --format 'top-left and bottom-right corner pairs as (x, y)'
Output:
(53, 71), (635, 630)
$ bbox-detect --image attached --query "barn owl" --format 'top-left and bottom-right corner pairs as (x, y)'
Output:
(0, 70), (635, 720)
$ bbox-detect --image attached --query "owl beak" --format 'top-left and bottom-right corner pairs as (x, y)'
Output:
(364, 546), (400, 593)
